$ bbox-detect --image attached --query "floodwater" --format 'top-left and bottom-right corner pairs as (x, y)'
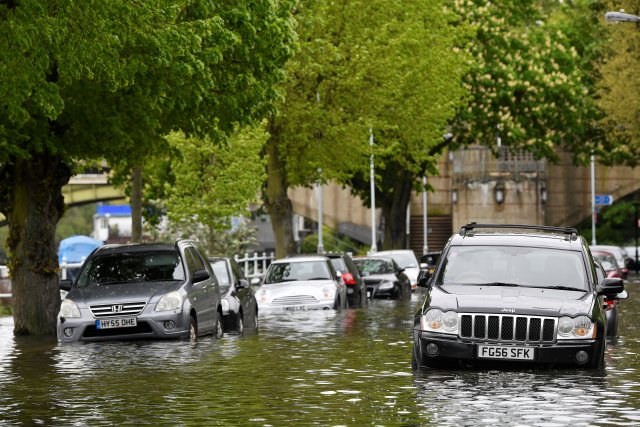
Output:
(2, 287), (640, 426)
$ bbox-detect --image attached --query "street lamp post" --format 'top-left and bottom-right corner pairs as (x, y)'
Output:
(422, 176), (428, 255)
(635, 201), (639, 274)
(316, 168), (324, 254)
(370, 128), (377, 253)
(591, 154), (596, 246)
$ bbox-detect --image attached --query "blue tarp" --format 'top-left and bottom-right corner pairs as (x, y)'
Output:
(58, 235), (103, 264)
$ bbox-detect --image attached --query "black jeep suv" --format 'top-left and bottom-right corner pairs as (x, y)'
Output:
(412, 223), (624, 370)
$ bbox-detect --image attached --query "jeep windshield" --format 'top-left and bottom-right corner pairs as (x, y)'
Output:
(437, 246), (589, 291)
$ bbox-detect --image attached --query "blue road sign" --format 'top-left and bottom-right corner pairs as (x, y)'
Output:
(594, 194), (614, 206)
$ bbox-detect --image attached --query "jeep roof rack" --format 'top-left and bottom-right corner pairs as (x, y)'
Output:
(459, 222), (578, 240)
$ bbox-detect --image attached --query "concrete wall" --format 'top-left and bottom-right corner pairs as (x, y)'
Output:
(546, 152), (640, 227)
(452, 179), (545, 230)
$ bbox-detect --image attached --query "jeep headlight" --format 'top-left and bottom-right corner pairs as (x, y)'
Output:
(156, 291), (182, 312)
(60, 299), (81, 318)
(557, 315), (594, 339)
(420, 309), (458, 335)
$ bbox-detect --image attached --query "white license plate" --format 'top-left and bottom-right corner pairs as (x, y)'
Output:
(367, 290), (372, 298)
(283, 306), (307, 312)
(347, 288), (354, 294)
(96, 317), (137, 329)
(477, 345), (534, 360)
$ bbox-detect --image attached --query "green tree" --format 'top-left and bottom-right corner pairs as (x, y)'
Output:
(143, 125), (268, 254)
(265, 0), (471, 255)
(0, 1), (295, 336)
(450, 0), (604, 163)
(597, 0), (640, 165)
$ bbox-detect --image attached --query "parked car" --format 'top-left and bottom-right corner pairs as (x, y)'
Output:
(352, 256), (411, 300)
(590, 245), (630, 279)
(413, 223), (624, 370)
(57, 240), (223, 342)
(256, 255), (347, 312)
(209, 256), (259, 333)
(370, 249), (420, 292)
(594, 257), (628, 338)
(592, 251), (623, 279)
(325, 252), (367, 308)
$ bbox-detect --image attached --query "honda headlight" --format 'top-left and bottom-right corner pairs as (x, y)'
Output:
(557, 315), (595, 339)
(156, 291), (182, 312)
(420, 309), (458, 335)
(60, 299), (81, 318)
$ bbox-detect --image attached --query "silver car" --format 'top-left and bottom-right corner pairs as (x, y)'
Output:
(256, 255), (347, 312)
(370, 249), (420, 292)
(57, 240), (223, 342)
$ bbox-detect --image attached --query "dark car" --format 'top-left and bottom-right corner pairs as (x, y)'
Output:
(209, 256), (259, 333)
(58, 240), (223, 342)
(412, 223), (624, 370)
(326, 252), (367, 308)
(594, 257), (628, 338)
(353, 256), (411, 300)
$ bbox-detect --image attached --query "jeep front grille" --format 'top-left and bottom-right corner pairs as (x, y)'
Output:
(460, 314), (556, 343)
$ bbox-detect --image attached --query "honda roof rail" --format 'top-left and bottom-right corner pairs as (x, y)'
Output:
(459, 222), (578, 239)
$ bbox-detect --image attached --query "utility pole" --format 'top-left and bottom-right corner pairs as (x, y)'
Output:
(370, 128), (377, 253)
(591, 155), (596, 246)
(316, 168), (324, 254)
(422, 176), (428, 255)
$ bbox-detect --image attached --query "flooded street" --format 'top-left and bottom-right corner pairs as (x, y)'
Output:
(2, 288), (640, 426)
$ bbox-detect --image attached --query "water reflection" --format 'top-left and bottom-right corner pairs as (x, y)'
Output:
(0, 288), (639, 425)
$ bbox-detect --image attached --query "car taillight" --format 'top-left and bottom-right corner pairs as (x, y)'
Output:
(342, 272), (356, 285)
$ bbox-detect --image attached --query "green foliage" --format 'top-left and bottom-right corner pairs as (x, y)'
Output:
(157, 216), (259, 258)
(576, 200), (640, 245)
(55, 204), (96, 245)
(450, 0), (604, 164)
(274, 0), (471, 187)
(0, 303), (11, 317)
(0, 1), (297, 166)
(300, 226), (368, 256)
(596, 0), (640, 166)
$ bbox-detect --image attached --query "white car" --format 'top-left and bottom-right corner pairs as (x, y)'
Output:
(370, 250), (420, 291)
(256, 256), (347, 312)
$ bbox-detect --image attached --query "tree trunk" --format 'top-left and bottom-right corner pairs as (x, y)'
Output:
(130, 164), (143, 243)
(1, 154), (70, 336)
(382, 176), (413, 250)
(264, 136), (296, 258)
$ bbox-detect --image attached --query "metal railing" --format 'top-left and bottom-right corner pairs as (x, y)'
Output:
(234, 252), (275, 279)
(452, 145), (546, 183)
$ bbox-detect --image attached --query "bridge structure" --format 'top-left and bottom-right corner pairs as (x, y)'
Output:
(0, 174), (126, 227)
(2, 148), (639, 254)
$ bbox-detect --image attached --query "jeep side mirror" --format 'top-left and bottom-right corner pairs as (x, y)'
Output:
(417, 271), (432, 288)
(597, 277), (624, 297)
